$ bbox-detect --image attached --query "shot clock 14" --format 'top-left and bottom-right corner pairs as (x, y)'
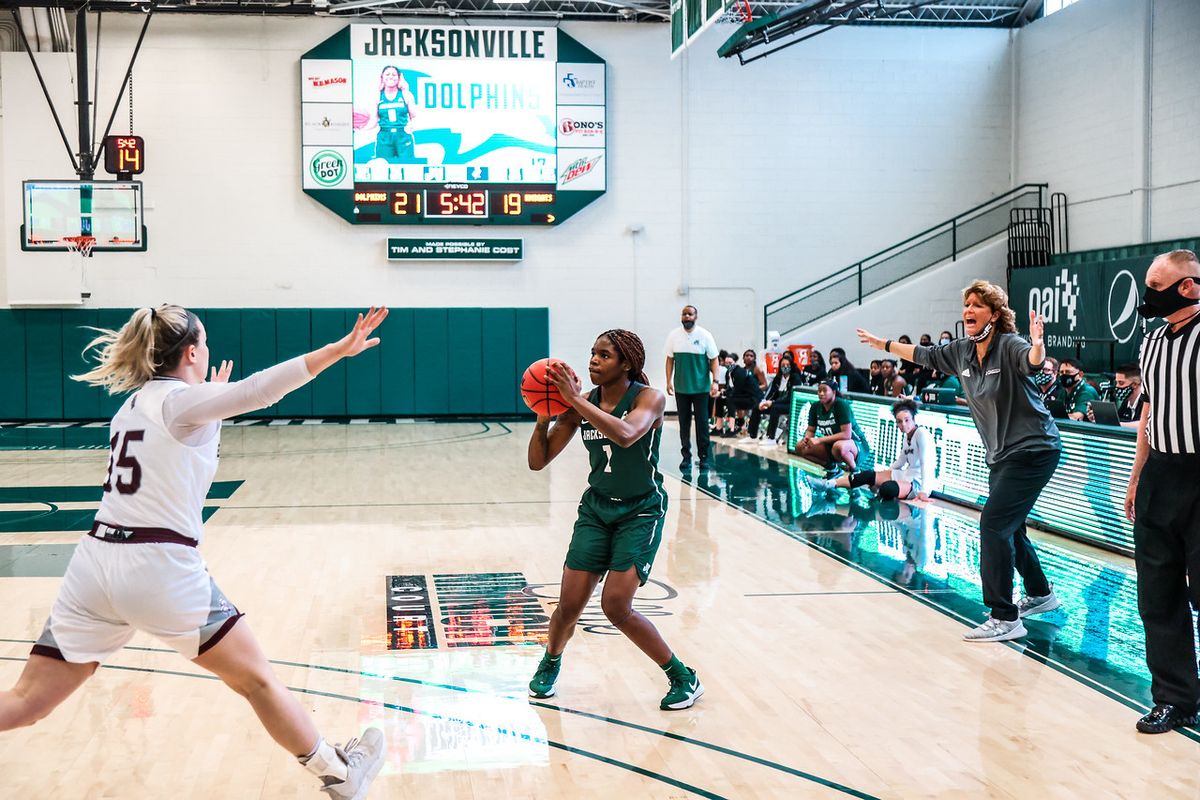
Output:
(104, 136), (145, 176)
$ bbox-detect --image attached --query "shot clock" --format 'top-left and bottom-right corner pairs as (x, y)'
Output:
(300, 24), (606, 227)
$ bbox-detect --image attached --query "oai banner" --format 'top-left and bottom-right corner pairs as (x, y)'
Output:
(1009, 257), (1164, 373)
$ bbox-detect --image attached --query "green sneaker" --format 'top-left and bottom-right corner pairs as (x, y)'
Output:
(660, 667), (704, 710)
(528, 655), (561, 699)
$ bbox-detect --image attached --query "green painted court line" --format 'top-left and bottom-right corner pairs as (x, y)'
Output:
(0, 506), (224, 534)
(0, 656), (728, 799)
(0, 480), (244, 504)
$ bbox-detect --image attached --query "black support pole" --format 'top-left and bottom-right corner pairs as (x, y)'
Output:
(94, 5), (154, 170)
(76, 10), (93, 178)
(10, 9), (79, 174)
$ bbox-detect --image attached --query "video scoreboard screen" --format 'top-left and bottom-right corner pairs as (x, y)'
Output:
(300, 24), (606, 226)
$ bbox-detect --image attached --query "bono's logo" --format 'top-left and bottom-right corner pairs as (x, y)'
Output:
(1108, 270), (1141, 344)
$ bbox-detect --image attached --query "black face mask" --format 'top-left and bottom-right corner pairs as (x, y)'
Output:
(780, 364), (792, 374)
(1114, 386), (1134, 406)
(1138, 277), (1197, 318)
(1059, 374), (1080, 389)
(1032, 372), (1054, 388)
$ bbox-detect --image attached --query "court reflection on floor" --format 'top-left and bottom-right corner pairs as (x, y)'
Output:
(671, 438), (1173, 711)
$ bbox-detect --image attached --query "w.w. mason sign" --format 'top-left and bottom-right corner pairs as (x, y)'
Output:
(1010, 259), (1160, 372)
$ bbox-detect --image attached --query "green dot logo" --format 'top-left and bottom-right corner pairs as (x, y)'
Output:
(309, 150), (346, 187)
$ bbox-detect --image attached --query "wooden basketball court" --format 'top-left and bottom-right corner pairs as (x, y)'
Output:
(2, 420), (1196, 798)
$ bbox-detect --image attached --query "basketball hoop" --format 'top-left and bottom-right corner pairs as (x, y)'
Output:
(62, 235), (97, 258)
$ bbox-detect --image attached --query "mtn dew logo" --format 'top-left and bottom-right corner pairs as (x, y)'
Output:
(309, 150), (347, 187)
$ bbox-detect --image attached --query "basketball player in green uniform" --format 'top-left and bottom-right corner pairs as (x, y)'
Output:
(526, 330), (704, 710)
(372, 66), (416, 163)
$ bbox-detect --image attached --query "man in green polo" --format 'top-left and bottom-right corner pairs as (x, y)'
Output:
(664, 305), (719, 471)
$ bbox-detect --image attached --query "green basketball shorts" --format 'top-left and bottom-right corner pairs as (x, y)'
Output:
(565, 487), (668, 586)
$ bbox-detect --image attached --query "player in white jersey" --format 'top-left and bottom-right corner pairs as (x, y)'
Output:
(818, 398), (938, 501)
(0, 304), (390, 799)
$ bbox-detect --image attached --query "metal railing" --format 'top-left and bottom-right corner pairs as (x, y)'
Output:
(763, 184), (1048, 344)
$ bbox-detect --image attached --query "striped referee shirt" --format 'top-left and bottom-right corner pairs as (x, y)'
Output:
(1139, 310), (1200, 455)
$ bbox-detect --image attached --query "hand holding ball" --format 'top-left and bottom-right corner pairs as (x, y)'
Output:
(521, 358), (574, 417)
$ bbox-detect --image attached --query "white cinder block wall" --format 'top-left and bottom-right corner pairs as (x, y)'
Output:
(0, 16), (1015, 394)
(0, 3), (1196, 394)
(1015, 0), (1200, 249)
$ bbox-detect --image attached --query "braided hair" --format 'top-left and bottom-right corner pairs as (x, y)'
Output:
(599, 329), (650, 385)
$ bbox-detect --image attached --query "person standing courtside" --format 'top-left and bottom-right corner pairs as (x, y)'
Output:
(858, 280), (1063, 642)
(665, 306), (719, 471)
(1124, 249), (1200, 734)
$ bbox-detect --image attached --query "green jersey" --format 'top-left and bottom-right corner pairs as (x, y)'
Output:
(378, 88), (411, 130)
(580, 383), (663, 500)
(808, 397), (871, 452)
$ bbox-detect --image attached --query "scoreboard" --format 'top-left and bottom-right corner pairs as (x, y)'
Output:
(300, 25), (606, 226)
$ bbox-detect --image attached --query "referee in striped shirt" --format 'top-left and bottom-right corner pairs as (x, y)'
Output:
(1125, 248), (1200, 734)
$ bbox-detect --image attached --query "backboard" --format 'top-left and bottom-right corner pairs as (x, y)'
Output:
(21, 180), (146, 252)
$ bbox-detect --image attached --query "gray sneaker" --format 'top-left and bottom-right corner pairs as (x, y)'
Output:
(963, 616), (1027, 642)
(1017, 590), (1061, 618)
(319, 727), (386, 800)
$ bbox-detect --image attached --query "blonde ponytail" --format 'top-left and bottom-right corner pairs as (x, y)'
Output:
(73, 305), (199, 394)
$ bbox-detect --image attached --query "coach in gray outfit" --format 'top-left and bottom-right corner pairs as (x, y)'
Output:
(857, 280), (1063, 643)
(1125, 249), (1200, 734)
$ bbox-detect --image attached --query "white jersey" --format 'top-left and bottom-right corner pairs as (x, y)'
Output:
(890, 426), (939, 493)
(95, 378), (219, 544)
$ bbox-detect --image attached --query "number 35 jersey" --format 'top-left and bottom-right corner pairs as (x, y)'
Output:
(580, 382), (663, 501)
(95, 378), (220, 544)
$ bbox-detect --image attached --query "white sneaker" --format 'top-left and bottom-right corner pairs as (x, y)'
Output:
(738, 437), (755, 444)
(963, 616), (1026, 642)
(319, 728), (386, 800)
(760, 440), (778, 450)
(1017, 590), (1061, 618)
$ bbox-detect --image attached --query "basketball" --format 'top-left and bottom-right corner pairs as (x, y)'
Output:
(521, 358), (572, 417)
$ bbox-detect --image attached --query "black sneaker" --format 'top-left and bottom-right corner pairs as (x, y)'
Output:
(697, 459), (710, 471)
(1136, 704), (1197, 734)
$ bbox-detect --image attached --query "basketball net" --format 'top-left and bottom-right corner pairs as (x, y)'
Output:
(63, 235), (96, 259)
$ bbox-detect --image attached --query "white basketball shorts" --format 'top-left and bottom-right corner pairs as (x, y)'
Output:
(32, 533), (242, 663)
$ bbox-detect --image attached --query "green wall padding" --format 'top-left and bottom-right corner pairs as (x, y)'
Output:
(481, 308), (517, 416)
(345, 309), (382, 416)
(0, 310), (28, 419)
(310, 309), (348, 417)
(275, 309), (313, 418)
(413, 308), (450, 414)
(0, 307), (547, 421)
(379, 308), (415, 416)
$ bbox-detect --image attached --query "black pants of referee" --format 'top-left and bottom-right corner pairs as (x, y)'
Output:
(676, 392), (711, 463)
(979, 448), (1060, 621)
(1134, 452), (1200, 712)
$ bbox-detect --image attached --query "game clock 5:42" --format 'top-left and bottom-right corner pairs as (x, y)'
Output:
(428, 191), (487, 218)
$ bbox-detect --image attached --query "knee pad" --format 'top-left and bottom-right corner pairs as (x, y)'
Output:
(878, 480), (901, 501)
(848, 471), (877, 488)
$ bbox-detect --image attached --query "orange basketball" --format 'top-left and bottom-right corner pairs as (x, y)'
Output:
(521, 358), (572, 417)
